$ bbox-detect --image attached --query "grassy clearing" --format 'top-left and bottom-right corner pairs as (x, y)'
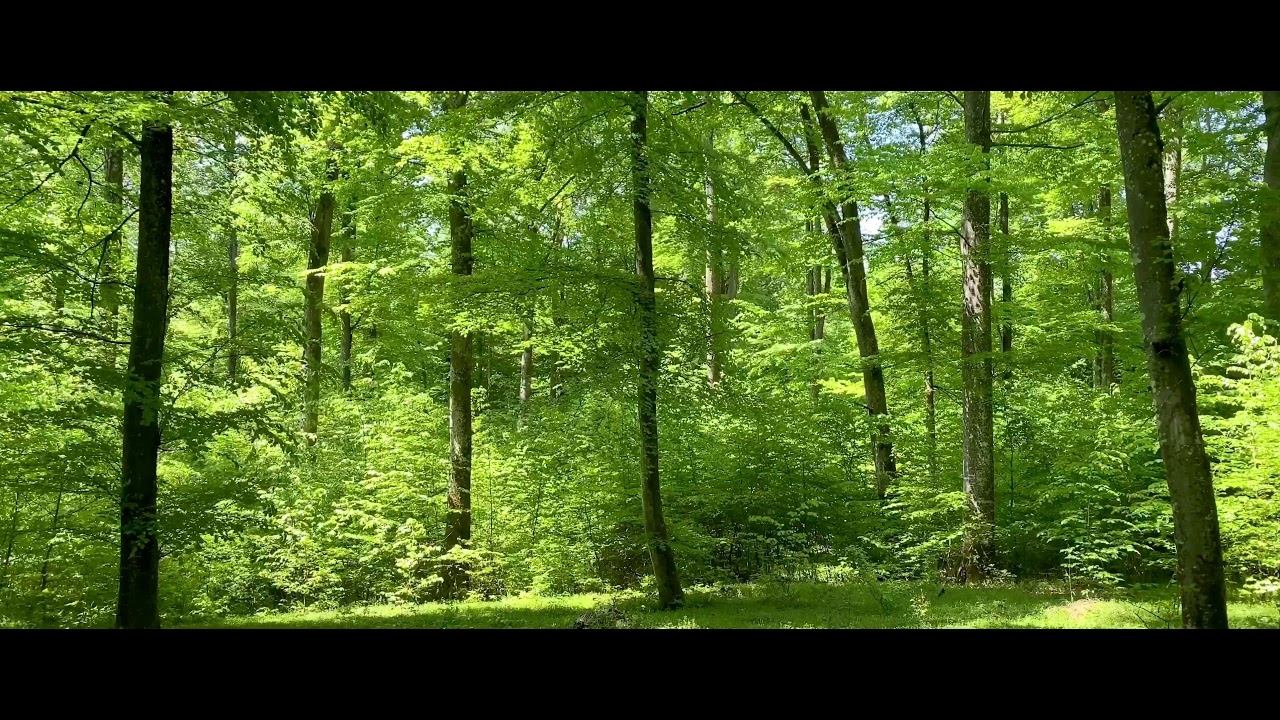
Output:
(187, 582), (1280, 629)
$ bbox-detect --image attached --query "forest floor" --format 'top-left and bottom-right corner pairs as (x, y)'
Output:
(192, 582), (1280, 629)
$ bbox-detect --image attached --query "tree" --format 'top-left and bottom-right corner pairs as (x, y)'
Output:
(630, 90), (684, 610)
(443, 91), (474, 599)
(1262, 91), (1280, 321)
(1114, 90), (1228, 629)
(961, 90), (996, 581)
(117, 104), (173, 629)
(301, 161), (336, 442)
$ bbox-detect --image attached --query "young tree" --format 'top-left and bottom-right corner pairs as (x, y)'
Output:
(631, 90), (685, 609)
(117, 106), (173, 629)
(1114, 90), (1228, 629)
(301, 163), (336, 442)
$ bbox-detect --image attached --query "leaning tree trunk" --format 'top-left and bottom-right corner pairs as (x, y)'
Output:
(443, 91), (474, 600)
(806, 91), (897, 497)
(339, 197), (356, 393)
(301, 165), (336, 442)
(1114, 90), (1228, 629)
(630, 90), (685, 610)
(1262, 91), (1280, 321)
(117, 111), (173, 629)
(961, 90), (996, 582)
(1096, 184), (1116, 390)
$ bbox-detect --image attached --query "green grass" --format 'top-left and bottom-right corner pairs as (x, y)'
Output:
(184, 582), (1280, 629)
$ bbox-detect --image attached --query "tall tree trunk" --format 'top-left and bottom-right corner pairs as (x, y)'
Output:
(117, 110), (173, 629)
(101, 147), (124, 338)
(999, 192), (1013, 360)
(1262, 91), (1280, 321)
(961, 90), (996, 582)
(806, 91), (897, 497)
(443, 91), (475, 600)
(301, 164), (336, 442)
(1, 492), (18, 584)
(519, 316), (533, 410)
(912, 112), (938, 472)
(1096, 184), (1116, 390)
(705, 133), (725, 386)
(223, 134), (239, 386)
(1114, 90), (1228, 629)
(630, 90), (684, 610)
(339, 197), (356, 393)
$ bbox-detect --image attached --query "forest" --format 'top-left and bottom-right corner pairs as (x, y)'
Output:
(0, 89), (1277, 630)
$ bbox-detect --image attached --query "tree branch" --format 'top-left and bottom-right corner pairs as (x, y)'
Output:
(730, 91), (811, 172)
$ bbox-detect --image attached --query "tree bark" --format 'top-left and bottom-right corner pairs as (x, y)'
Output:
(117, 110), (172, 629)
(339, 197), (356, 393)
(519, 316), (533, 410)
(101, 146), (124, 339)
(999, 192), (1013, 360)
(301, 163), (336, 442)
(961, 90), (996, 582)
(630, 90), (685, 610)
(1114, 90), (1228, 629)
(705, 132), (725, 386)
(443, 91), (474, 600)
(1262, 91), (1280, 321)
(225, 134), (239, 387)
(1096, 184), (1116, 390)
(806, 91), (897, 497)
(911, 111), (938, 472)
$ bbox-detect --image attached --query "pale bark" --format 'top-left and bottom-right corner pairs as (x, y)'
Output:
(339, 197), (356, 393)
(1262, 91), (1280, 320)
(1095, 184), (1116, 390)
(961, 90), (996, 581)
(705, 131), (725, 386)
(1115, 90), (1228, 629)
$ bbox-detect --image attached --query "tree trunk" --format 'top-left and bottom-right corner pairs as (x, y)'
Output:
(630, 90), (684, 610)
(443, 91), (475, 600)
(101, 147), (124, 339)
(1114, 90), (1228, 629)
(1096, 184), (1116, 390)
(301, 164), (336, 442)
(912, 113), (938, 472)
(1262, 91), (1280, 321)
(339, 197), (356, 393)
(999, 192), (1013, 360)
(223, 134), (239, 387)
(519, 317), (533, 410)
(806, 91), (897, 497)
(117, 110), (173, 629)
(40, 474), (65, 591)
(705, 132), (725, 386)
(961, 90), (996, 582)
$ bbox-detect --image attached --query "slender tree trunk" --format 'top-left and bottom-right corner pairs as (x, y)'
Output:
(705, 133), (725, 386)
(519, 317), (533, 410)
(912, 114), (938, 471)
(301, 163), (336, 442)
(1114, 90), (1228, 629)
(1261, 91), (1280, 321)
(630, 90), (684, 610)
(339, 197), (356, 393)
(1096, 184), (1116, 390)
(101, 147), (124, 338)
(40, 473), (65, 591)
(806, 91), (897, 497)
(1, 492), (18, 583)
(961, 90), (996, 582)
(443, 91), (474, 600)
(117, 110), (173, 629)
(223, 135), (239, 387)
(999, 192), (1013, 361)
